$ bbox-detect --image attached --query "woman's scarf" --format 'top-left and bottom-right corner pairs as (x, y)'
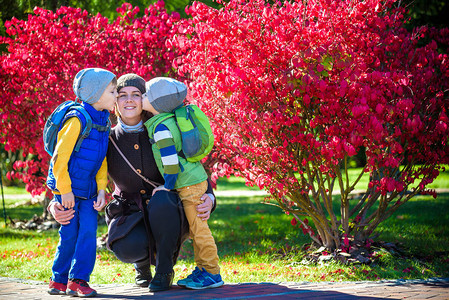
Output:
(118, 118), (144, 133)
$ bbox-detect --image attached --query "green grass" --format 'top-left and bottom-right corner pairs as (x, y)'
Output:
(1, 185), (28, 195)
(376, 195), (449, 255)
(340, 165), (449, 191)
(215, 176), (260, 191)
(216, 165), (449, 192)
(1, 170), (449, 284)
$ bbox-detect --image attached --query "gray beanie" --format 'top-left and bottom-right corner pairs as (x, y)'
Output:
(73, 68), (116, 104)
(145, 77), (187, 113)
(117, 73), (146, 94)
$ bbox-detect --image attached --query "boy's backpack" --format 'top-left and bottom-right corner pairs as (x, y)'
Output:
(43, 100), (110, 156)
(173, 104), (214, 162)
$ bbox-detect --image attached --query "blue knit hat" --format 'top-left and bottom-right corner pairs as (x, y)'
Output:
(145, 77), (187, 113)
(73, 68), (116, 104)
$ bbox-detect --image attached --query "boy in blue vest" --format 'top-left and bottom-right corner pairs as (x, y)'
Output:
(142, 77), (223, 290)
(47, 68), (117, 297)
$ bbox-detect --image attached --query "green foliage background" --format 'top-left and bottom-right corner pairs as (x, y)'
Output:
(0, 0), (220, 25)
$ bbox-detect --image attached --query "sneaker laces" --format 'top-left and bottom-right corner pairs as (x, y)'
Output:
(197, 270), (221, 284)
(70, 279), (89, 287)
(187, 267), (201, 279)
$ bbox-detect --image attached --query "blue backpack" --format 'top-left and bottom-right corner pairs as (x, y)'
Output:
(43, 100), (110, 156)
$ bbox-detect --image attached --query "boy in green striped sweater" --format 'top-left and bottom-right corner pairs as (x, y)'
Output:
(142, 77), (223, 290)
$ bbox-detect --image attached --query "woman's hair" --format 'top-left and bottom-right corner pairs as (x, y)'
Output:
(141, 111), (153, 122)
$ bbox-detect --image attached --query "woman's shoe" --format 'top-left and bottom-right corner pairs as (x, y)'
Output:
(135, 265), (152, 287)
(149, 271), (174, 292)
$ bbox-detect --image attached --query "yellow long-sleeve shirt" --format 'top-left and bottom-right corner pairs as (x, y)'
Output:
(51, 117), (108, 195)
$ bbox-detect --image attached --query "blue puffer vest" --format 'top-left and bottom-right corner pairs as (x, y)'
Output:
(46, 102), (110, 199)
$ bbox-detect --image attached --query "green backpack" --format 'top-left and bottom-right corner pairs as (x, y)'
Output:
(174, 104), (214, 162)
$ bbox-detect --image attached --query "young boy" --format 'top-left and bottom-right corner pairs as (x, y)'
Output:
(142, 77), (223, 290)
(46, 68), (117, 297)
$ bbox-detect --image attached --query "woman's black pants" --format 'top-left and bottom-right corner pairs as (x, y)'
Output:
(110, 191), (184, 274)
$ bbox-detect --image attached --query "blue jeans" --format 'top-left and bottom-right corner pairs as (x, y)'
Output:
(51, 194), (98, 283)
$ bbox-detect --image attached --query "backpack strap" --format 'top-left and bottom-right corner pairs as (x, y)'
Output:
(72, 107), (93, 152)
(92, 118), (112, 132)
(70, 108), (111, 152)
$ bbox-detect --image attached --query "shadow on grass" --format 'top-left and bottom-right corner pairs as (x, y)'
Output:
(3, 205), (43, 221)
(0, 227), (58, 240)
(376, 193), (449, 255)
(178, 196), (308, 260)
(202, 193), (449, 260)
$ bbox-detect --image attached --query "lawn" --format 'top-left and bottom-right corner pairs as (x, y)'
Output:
(0, 167), (448, 284)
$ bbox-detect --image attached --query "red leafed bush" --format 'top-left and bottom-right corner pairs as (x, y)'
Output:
(0, 2), (179, 197)
(173, 0), (449, 249)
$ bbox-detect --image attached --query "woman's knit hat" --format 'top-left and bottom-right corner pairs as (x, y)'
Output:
(145, 77), (187, 113)
(117, 73), (146, 94)
(73, 68), (116, 104)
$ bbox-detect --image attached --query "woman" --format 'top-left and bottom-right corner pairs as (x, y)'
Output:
(48, 73), (215, 292)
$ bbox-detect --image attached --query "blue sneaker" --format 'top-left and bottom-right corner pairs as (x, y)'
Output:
(177, 267), (202, 287)
(185, 269), (224, 290)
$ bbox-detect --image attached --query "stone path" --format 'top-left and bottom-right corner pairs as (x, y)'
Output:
(1, 277), (448, 299)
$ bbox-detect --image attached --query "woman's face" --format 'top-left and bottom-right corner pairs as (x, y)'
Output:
(116, 86), (143, 125)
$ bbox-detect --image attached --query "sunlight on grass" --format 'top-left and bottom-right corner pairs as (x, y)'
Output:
(217, 165), (449, 193)
(1, 171), (449, 284)
(1, 185), (27, 195)
(0, 229), (57, 281)
(339, 165), (449, 191)
(215, 175), (260, 191)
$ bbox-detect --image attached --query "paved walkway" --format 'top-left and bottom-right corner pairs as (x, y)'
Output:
(1, 277), (448, 299)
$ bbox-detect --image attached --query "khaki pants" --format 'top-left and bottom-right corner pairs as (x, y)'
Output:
(177, 180), (220, 274)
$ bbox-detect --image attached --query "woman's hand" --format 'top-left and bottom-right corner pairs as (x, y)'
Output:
(197, 194), (213, 221)
(48, 201), (75, 225)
